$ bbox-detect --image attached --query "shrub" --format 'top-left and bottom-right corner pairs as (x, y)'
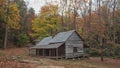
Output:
(16, 33), (30, 47)
(89, 49), (100, 57)
(0, 40), (2, 48)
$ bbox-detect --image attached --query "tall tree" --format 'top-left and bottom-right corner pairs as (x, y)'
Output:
(14, 0), (27, 33)
(3, 0), (20, 49)
(32, 4), (60, 39)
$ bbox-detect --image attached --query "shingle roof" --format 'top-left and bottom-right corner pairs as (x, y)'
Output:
(49, 30), (75, 43)
(31, 30), (78, 49)
(36, 36), (52, 46)
(32, 43), (63, 49)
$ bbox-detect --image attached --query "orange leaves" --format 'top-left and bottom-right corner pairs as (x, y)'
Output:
(0, 56), (35, 68)
(0, 0), (5, 6)
(40, 4), (59, 18)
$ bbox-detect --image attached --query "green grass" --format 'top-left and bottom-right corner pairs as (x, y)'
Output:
(0, 52), (4, 56)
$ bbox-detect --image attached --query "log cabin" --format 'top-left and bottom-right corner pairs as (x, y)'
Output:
(30, 30), (86, 59)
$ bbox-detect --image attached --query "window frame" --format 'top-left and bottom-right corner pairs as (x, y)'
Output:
(73, 47), (78, 52)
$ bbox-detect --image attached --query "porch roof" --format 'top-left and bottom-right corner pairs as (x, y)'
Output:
(31, 43), (64, 49)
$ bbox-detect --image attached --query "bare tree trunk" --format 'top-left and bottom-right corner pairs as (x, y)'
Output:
(100, 39), (104, 62)
(97, 0), (104, 62)
(4, 0), (10, 49)
(73, 8), (77, 31)
(60, 0), (65, 31)
(4, 25), (8, 49)
(112, 0), (117, 43)
(101, 48), (104, 61)
(61, 12), (64, 31)
(88, 0), (92, 30)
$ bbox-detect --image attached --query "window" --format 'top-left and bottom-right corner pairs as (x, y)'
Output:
(73, 47), (78, 52)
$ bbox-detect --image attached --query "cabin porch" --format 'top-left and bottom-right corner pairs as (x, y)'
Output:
(35, 44), (65, 59)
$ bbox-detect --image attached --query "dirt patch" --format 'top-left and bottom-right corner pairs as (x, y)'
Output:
(89, 57), (120, 68)
(0, 47), (29, 56)
(0, 48), (120, 68)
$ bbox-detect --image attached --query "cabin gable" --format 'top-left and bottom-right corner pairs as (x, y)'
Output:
(65, 31), (84, 58)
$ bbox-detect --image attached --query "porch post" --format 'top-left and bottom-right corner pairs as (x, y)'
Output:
(35, 49), (37, 56)
(49, 49), (51, 57)
(36, 49), (38, 56)
(38, 49), (40, 56)
(43, 49), (44, 57)
(29, 48), (30, 56)
(56, 48), (58, 59)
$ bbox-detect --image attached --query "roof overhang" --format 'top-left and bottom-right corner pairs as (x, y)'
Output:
(31, 43), (64, 49)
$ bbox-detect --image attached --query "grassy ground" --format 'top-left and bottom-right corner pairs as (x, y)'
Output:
(0, 47), (120, 68)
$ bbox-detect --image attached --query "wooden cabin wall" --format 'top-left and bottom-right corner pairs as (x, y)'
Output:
(29, 48), (36, 56)
(65, 32), (84, 58)
(58, 44), (65, 57)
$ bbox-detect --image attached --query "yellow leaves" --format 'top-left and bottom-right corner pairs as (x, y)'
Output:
(32, 18), (46, 33)
(46, 24), (54, 28)
(7, 3), (20, 29)
(31, 4), (60, 38)
(0, 1), (20, 29)
(33, 28), (44, 33)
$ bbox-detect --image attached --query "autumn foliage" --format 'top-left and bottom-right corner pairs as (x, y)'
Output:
(0, 0), (120, 62)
